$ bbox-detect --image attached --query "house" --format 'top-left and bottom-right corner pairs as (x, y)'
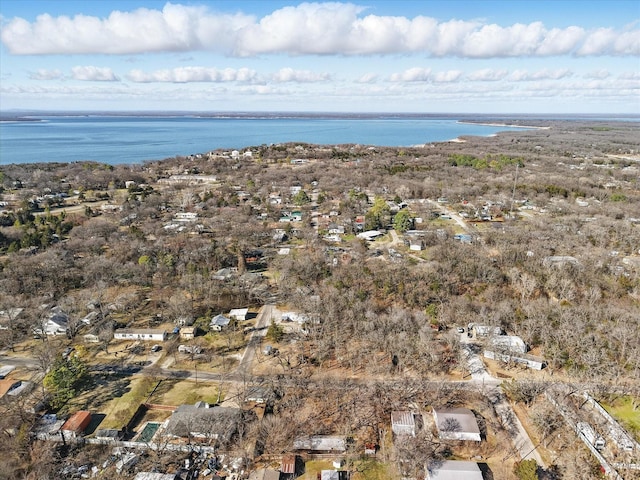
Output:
(391, 411), (416, 437)
(95, 429), (122, 442)
(113, 329), (167, 342)
(364, 442), (377, 455)
(174, 212), (198, 222)
(5, 380), (32, 397)
(0, 379), (21, 398)
(328, 224), (345, 235)
(488, 335), (527, 354)
(0, 365), (16, 379)
(321, 471), (348, 480)
(409, 238), (424, 251)
(432, 408), (481, 442)
(213, 267), (237, 280)
(83, 333), (100, 343)
(249, 469), (280, 480)
(210, 314), (231, 331)
(483, 350), (546, 370)
(426, 460), (483, 480)
(0, 307), (23, 330)
(229, 308), (249, 321)
(293, 435), (346, 453)
(34, 307), (69, 336)
(32, 414), (65, 441)
(180, 327), (196, 339)
(61, 411), (92, 439)
(164, 402), (241, 442)
(133, 473), (177, 480)
(178, 344), (202, 354)
(281, 454), (297, 475)
(470, 324), (504, 337)
(357, 230), (384, 241)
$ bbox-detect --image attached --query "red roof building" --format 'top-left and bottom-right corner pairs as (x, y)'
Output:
(62, 411), (92, 436)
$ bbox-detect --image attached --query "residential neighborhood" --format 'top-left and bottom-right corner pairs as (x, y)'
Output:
(0, 120), (639, 479)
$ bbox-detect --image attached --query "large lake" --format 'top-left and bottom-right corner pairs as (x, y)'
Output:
(0, 114), (629, 165)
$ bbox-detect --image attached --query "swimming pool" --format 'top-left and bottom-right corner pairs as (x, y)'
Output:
(137, 422), (160, 442)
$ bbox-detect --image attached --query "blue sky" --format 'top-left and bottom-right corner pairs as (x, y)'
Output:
(1, 0), (638, 113)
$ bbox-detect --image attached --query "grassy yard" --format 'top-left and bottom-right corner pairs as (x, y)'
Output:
(601, 396), (640, 440)
(297, 459), (396, 480)
(147, 378), (225, 406)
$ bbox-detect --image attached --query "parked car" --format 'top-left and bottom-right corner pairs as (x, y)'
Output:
(151, 345), (161, 352)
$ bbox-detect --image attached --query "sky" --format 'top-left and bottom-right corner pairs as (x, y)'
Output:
(0, 0), (639, 114)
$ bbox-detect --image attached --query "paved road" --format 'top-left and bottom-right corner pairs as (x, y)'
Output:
(236, 304), (274, 377)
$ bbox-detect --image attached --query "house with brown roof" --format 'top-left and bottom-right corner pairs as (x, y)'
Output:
(61, 411), (92, 440)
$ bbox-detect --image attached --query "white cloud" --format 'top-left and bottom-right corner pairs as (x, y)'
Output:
(535, 26), (585, 55)
(71, 66), (119, 81)
(1, 3), (637, 58)
(355, 72), (379, 84)
(432, 70), (463, 83)
(126, 67), (258, 83)
(584, 70), (610, 79)
(619, 71), (640, 80)
(466, 68), (509, 81)
(510, 69), (573, 81)
(271, 68), (330, 83)
(0, 4), (253, 55)
(29, 68), (63, 80)
(390, 67), (432, 82)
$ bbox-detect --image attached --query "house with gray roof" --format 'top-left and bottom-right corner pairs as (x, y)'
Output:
(210, 314), (231, 331)
(164, 402), (242, 443)
(426, 460), (483, 480)
(432, 408), (481, 442)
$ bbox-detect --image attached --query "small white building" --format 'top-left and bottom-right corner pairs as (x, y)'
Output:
(113, 329), (167, 342)
(391, 411), (416, 437)
(293, 435), (347, 452)
(426, 460), (483, 480)
(432, 408), (481, 442)
(471, 324), (504, 337)
(178, 344), (202, 354)
(229, 308), (249, 321)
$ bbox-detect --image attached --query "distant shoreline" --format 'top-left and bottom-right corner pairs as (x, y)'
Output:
(1, 111), (638, 123)
(457, 121), (551, 130)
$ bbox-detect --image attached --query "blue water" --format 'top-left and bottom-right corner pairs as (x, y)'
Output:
(0, 114), (625, 165)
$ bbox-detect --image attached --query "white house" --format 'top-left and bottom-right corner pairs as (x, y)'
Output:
(34, 307), (69, 336)
(471, 324), (504, 337)
(229, 308), (249, 321)
(426, 460), (483, 480)
(488, 335), (527, 354)
(293, 435), (347, 452)
(432, 408), (481, 442)
(357, 230), (384, 241)
(113, 329), (167, 342)
(391, 411), (416, 437)
(483, 350), (546, 370)
(178, 344), (202, 354)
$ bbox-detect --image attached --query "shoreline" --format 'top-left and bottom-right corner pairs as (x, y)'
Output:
(457, 120), (551, 130)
